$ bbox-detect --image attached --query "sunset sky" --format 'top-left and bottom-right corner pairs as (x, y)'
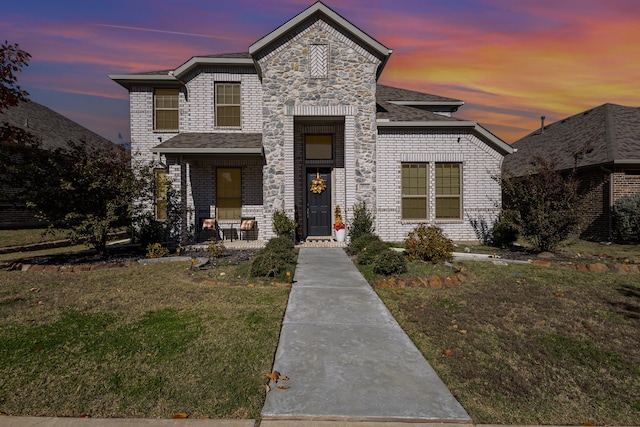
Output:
(3, 0), (640, 144)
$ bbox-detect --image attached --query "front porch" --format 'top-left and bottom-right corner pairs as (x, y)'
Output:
(184, 237), (347, 252)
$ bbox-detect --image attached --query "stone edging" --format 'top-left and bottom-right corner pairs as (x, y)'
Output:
(7, 256), (209, 273)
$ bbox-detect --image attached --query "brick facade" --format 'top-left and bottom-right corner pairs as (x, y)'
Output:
(377, 129), (504, 241)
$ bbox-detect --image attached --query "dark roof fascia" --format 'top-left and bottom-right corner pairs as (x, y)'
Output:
(152, 147), (263, 155)
(249, 1), (392, 79)
(173, 56), (255, 79)
(110, 56), (255, 89)
(109, 74), (181, 90)
(377, 120), (514, 156)
(386, 101), (465, 108)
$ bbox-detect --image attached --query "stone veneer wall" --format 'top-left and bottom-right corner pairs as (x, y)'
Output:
(376, 129), (505, 242)
(254, 18), (381, 239)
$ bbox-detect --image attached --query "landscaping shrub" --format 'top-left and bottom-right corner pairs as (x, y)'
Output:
(348, 201), (375, 241)
(357, 239), (389, 265)
(207, 240), (226, 258)
(250, 251), (286, 277)
(272, 209), (297, 238)
(404, 224), (454, 264)
(349, 232), (382, 255)
(491, 210), (519, 247)
(251, 237), (296, 277)
(146, 242), (169, 258)
(372, 249), (408, 276)
(264, 236), (296, 263)
(612, 193), (640, 241)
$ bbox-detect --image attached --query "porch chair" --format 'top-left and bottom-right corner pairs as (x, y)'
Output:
(201, 218), (222, 241)
(239, 216), (256, 240)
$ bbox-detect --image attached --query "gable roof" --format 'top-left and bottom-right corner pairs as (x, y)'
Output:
(504, 103), (640, 176)
(249, 1), (392, 79)
(0, 100), (116, 153)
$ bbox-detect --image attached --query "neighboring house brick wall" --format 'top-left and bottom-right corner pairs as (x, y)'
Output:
(377, 129), (504, 241)
(255, 18), (381, 238)
(576, 169), (610, 240)
(612, 168), (640, 202)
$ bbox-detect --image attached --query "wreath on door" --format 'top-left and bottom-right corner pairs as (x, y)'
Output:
(310, 170), (326, 194)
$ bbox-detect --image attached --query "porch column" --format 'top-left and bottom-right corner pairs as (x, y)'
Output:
(344, 115), (356, 223)
(284, 115), (295, 214)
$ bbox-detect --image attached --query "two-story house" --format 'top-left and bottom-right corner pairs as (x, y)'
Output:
(110, 1), (513, 243)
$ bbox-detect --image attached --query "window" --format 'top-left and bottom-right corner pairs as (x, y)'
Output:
(154, 88), (179, 131)
(154, 169), (168, 221)
(305, 134), (332, 160)
(436, 163), (461, 219)
(215, 83), (241, 127)
(217, 168), (241, 220)
(401, 164), (428, 219)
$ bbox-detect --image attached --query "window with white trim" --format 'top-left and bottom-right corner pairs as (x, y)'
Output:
(215, 83), (241, 127)
(401, 163), (428, 220)
(154, 88), (179, 131)
(435, 163), (461, 219)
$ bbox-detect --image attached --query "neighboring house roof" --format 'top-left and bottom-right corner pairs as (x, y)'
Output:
(152, 133), (263, 155)
(0, 100), (115, 152)
(249, 1), (392, 79)
(504, 103), (640, 176)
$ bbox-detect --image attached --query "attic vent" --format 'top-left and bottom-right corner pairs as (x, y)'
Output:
(309, 44), (328, 79)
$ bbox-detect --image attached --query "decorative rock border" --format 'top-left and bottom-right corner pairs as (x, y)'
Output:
(374, 268), (472, 290)
(11, 260), (140, 273)
(7, 256), (209, 273)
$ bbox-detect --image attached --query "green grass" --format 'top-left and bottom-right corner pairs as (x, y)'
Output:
(0, 261), (289, 419)
(371, 259), (640, 425)
(0, 228), (66, 248)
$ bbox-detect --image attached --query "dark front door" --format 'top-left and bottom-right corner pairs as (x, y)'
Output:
(307, 168), (331, 236)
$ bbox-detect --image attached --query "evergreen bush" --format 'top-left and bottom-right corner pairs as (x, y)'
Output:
(404, 224), (454, 264)
(372, 250), (408, 276)
(612, 193), (640, 241)
(357, 239), (389, 265)
(272, 209), (297, 238)
(349, 232), (382, 255)
(348, 201), (375, 241)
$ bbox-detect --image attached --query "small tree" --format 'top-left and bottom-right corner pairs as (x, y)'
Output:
(500, 157), (582, 252)
(348, 201), (375, 241)
(272, 209), (297, 238)
(3, 140), (139, 253)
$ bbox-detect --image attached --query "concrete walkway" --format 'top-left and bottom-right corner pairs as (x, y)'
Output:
(261, 248), (471, 423)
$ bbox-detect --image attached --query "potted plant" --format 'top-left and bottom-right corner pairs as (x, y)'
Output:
(334, 205), (346, 242)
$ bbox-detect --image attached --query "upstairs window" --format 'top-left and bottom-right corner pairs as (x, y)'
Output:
(215, 83), (241, 127)
(154, 88), (179, 131)
(435, 163), (461, 219)
(401, 163), (428, 220)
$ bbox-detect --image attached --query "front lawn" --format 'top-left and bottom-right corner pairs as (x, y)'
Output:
(370, 256), (640, 425)
(0, 261), (289, 419)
